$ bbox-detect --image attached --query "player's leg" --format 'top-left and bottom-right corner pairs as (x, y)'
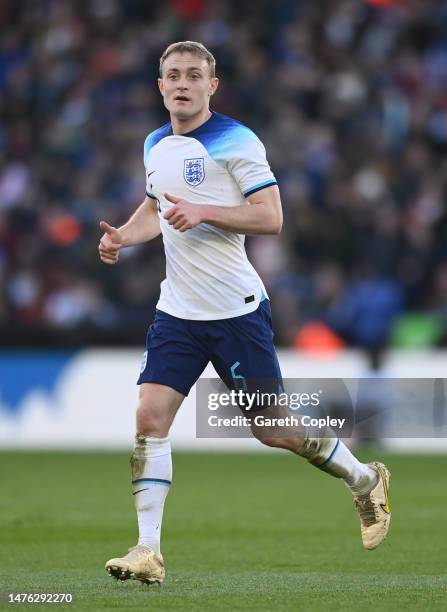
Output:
(211, 299), (391, 550)
(253, 417), (379, 499)
(131, 383), (181, 557)
(259, 423), (391, 549)
(106, 310), (209, 584)
(106, 383), (183, 584)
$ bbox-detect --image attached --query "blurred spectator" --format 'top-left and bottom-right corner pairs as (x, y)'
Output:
(1, 0), (447, 347)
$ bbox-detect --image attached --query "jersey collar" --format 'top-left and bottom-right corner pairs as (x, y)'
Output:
(171, 111), (217, 138)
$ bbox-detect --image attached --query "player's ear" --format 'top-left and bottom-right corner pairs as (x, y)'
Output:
(158, 78), (164, 96)
(209, 77), (219, 97)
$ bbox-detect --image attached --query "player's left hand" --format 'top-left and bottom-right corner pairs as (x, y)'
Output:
(163, 193), (203, 231)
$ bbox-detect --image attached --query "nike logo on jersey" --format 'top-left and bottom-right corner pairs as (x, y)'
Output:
(147, 170), (156, 178)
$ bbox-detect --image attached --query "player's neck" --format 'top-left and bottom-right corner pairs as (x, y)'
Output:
(171, 108), (212, 135)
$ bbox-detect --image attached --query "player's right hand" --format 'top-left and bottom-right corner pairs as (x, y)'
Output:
(99, 221), (123, 265)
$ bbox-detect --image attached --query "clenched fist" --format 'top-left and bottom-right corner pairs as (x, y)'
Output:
(98, 221), (122, 264)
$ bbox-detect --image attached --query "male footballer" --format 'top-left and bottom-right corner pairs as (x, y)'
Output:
(99, 41), (391, 585)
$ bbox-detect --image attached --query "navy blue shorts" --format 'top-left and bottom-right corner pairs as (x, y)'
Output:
(137, 299), (283, 398)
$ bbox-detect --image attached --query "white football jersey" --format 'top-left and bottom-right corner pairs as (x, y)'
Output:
(144, 111), (278, 320)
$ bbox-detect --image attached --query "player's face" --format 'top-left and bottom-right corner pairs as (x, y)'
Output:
(158, 52), (219, 120)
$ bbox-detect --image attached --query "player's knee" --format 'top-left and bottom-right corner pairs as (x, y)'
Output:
(136, 398), (168, 437)
(136, 409), (160, 437)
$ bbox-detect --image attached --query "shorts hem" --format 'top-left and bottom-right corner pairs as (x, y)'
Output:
(137, 375), (190, 397)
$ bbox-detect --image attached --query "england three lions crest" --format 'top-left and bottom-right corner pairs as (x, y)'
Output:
(184, 158), (205, 186)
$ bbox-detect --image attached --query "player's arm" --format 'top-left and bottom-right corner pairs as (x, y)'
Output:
(201, 185), (282, 235)
(98, 196), (161, 265)
(163, 185), (283, 235)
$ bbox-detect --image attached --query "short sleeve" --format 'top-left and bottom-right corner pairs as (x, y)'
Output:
(143, 135), (155, 199)
(145, 172), (156, 199)
(143, 123), (171, 199)
(227, 133), (277, 198)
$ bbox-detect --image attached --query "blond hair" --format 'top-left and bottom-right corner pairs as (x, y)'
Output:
(159, 41), (216, 78)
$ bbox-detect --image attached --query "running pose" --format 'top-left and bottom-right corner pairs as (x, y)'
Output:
(99, 41), (391, 585)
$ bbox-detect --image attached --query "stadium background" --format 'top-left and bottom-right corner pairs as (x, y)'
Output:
(1, 1), (447, 610)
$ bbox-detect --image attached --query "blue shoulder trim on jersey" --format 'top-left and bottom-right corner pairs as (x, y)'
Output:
(182, 112), (257, 162)
(243, 179), (278, 197)
(144, 113), (259, 162)
(144, 122), (172, 160)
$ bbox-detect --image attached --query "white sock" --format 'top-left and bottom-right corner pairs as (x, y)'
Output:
(131, 435), (172, 555)
(300, 436), (377, 495)
(321, 440), (378, 495)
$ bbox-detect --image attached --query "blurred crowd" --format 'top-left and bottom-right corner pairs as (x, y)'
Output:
(2, 0), (447, 348)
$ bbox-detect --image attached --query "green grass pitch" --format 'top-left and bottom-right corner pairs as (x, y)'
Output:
(0, 451), (446, 611)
